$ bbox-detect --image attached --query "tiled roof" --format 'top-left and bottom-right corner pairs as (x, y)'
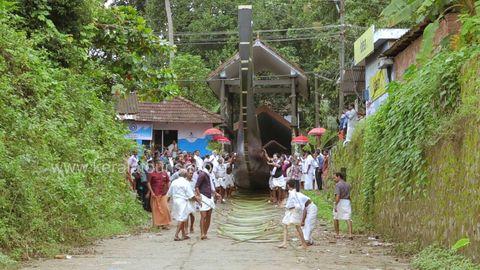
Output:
(136, 97), (222, 124)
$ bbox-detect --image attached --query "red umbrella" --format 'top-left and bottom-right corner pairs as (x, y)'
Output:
(308, 127), (326, 136)
(291, 135), (309, 145)
(203, 128), (223, 136)
(214, 136), (231, 145)
(308, 127), (326, 147)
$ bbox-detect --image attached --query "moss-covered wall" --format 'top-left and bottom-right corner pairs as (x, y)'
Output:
(332, 56), (480, 261)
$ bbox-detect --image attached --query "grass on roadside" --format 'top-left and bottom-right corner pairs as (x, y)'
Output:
(412, 245), (480, 270)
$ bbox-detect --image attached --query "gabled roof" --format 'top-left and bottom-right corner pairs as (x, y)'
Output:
(137, 97), (222, 124)
(207, 39), (308, 98)
(116, 94), (222, 124)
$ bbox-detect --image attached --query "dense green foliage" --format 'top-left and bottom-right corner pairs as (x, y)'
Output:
(172, 53), (219, 110)
(334, 46), (480, 219)
(12, 0), (177, 100)
(0, 17), (145, 261)
(360, 48), (466, 213)
(115, 0), (388, 123)
(412, 246), (480, 270)
(0, 0), (182, 264)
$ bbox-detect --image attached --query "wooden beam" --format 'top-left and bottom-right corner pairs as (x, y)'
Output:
(228, 87), (292, 94)
(254, 79), (292, 86)
(225, 79), (293, 86)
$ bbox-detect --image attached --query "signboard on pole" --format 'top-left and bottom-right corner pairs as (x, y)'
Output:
(354, 25), (375, 65)
(125, 122), (153, 140)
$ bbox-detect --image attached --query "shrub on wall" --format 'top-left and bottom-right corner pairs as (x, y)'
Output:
(332, 16), (480, 260)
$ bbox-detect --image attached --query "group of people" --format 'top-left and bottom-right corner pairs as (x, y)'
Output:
(126, 145), (353, 246)
(279, 172), (353, 249)
(264, 149), (330, 206)
(126, 149), (237, 241)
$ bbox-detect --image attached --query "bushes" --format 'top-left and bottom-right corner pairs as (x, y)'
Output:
(332, 16), (480, 260)
(0, 18), (146, 262)
(412, 246), (480, 270)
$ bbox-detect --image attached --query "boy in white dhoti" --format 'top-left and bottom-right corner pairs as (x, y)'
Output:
(213, 158), (227, 202)
(195, 163), (220, 240)
(278, 180), (308, 249)
(284, 180), (318, 245)
(223, 164), (235, 199)
(333, 172), (353, 240)
(166, 169), (200, 241)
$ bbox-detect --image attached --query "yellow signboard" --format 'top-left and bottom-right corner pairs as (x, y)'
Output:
(369, 69), (387, 101)
(354, 25), (374, 65)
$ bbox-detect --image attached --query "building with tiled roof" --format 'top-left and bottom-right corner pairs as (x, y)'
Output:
(116, 93), (222, 156)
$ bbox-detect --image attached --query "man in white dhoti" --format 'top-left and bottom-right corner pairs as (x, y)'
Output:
(303, 151), (317, 190)
(185, 166), (197, 234)
(195, 163), (219, 240)
(277, 180), (308, 249)
(166, 169), (200, 241)
(344, 104), (358, 145)
(333, 172), (353, 239)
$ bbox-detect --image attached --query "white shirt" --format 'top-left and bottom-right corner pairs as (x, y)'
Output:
(214, 163), (227, 179)
(167, 177), (195, 200)
(127, 155), (138, 173)
(305, 155), (317, 176)
(301, 158), (308, 174)
(296, 192), (311, 210)
(346, 108), (358, 129)
(211, 156), (219, 168)
(194, 155), (204, 169)
(285, 190), (300, 209)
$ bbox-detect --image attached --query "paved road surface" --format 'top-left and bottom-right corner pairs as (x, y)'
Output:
(22, 196), (410, 270)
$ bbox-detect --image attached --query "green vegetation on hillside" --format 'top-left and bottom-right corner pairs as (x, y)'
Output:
(0, 0), (179, 264)
(332, 5), (480, 263)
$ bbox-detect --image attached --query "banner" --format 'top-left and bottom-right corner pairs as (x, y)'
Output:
(354, 25), (374, 65)
(369, 69), (387, 101)
(125, 122), (153, 140)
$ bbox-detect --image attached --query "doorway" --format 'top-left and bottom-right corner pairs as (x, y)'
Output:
(153, 130), (178, 152)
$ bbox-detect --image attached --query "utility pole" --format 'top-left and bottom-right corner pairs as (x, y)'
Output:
(314, 75), (320, 127)
(338, 0), (345, 116)
(165, 0), (174, 63)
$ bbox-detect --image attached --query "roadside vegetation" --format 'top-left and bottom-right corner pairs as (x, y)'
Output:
(0, 0), (178, 265)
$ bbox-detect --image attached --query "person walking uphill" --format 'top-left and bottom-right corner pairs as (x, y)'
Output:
(147, 162), (171, 229)
(333, 172), (353, 240)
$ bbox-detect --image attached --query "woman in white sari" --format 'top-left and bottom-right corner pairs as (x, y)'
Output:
(167, 169), (200, 241)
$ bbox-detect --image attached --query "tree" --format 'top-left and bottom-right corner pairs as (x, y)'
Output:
(137, 0), (389, 126)
(172, 53), (219, 110)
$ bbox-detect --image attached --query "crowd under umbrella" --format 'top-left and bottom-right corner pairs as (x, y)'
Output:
(308, 127), (327, 148)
